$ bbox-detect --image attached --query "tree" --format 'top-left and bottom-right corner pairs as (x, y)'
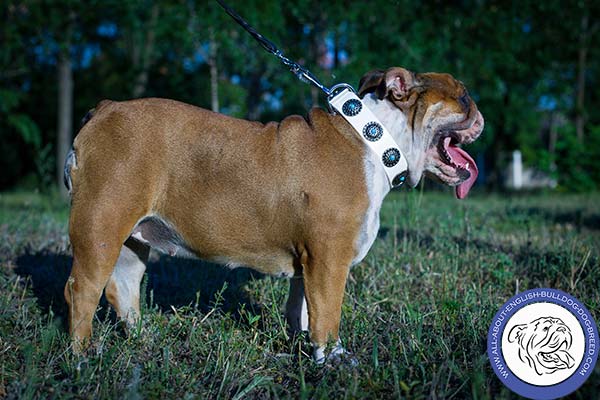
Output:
(1, 3), (45, 188)
(575, 10), (599, 143)
(56, 14), (74, 196)
(27, 0), (84, 194)
(127, 3), (160, 98)
(1, 0), (600, 191)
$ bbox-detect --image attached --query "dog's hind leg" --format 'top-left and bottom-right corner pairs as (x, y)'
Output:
(105, 238), (149, 330)
(65, 226), (129, 352)
(65, 191), (148, 352)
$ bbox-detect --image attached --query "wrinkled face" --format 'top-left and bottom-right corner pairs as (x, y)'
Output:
(508, 317), (575, 375)
(358, 67), (484, 198)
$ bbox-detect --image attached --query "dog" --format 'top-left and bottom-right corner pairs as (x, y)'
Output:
(508, 317), (575, 375)
(63, 67), (484, 362)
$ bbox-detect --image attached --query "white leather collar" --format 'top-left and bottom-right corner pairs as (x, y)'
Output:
(328, 85), (409, 188)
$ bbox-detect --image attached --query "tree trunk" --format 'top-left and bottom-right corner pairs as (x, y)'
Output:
(310, 86), (319, 108)
(308, 20), (325, 108)
(575, 14), (588, 144)
(333, 30), (340, 70)
(246, 70), (262, 120)
(56, 51), (73, 197)
(488, 91), (511, 189)
(548, 112), (558, 156)
(209, 29), (219, 113)
(132, 4), (159, 98)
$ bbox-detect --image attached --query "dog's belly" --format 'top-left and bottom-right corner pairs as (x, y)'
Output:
(130, 216), (195, 258)
(130, 215), (295, 277)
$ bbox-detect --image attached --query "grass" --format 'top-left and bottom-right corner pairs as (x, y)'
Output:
(0, 188), (599, 399)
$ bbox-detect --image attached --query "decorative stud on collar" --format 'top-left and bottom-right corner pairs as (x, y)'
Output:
(363, 122), (383, 142)
(342, 99), (362, 116)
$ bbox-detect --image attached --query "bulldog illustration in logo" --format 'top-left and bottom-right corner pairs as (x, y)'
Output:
(508, 317), (576, 375)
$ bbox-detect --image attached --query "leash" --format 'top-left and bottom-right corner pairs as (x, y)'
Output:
(216, 0), (331, 96)
(216, 0), (409, 188)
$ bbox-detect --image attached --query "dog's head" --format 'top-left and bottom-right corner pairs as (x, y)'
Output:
(508, 317), (575, 375)
(358, 67), (484, 198)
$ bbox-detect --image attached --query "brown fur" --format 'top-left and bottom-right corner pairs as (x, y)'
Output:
(66, 99), (369, 350)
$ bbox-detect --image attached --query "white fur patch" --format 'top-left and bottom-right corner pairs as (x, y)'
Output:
(131, 231), (149, 245)
(109, 245), (146, 325)
(313, 339), (348, 364)
(351, 94), (409, 265)
(314, 346), (327, 364)
(202, 255), (247, 270)
(352, 153), (389, 266)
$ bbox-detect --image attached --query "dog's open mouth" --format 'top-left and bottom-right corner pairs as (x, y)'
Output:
(537, 339), (575, 371)
(436, 135), (479, 199)
(538, 334), (575, 369)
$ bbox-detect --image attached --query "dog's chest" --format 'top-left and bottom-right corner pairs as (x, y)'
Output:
(351, 155), (389, 266)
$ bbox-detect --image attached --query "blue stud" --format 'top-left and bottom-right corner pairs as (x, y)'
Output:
(362, 122), (383, 142)
(382, 148), (401, 167)
(392, 172), (408, 187)
(342, 99), (362, 116)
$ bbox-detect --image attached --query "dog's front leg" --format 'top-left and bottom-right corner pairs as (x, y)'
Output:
(302, 253), (352, 364)
(285, 276), (309, 332)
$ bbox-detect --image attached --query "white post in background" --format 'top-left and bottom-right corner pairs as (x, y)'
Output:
(512, 150), (523, 189)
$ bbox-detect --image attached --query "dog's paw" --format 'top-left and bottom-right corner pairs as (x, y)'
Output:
(313, 340), (359, 367)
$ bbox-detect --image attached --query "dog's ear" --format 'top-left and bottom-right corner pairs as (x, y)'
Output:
(358, 69), (385, 98)
(358, 67), (420, 112)
(508, 324), (528, 344)
(380, 67), (421, 111)
(380, 67), (417, 100)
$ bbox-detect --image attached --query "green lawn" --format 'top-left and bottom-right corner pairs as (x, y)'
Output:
(1, 189), (599, 399)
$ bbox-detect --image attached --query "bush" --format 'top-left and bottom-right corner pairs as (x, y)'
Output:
(554, 124), (600, 192)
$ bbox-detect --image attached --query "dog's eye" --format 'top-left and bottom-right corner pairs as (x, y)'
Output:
(543, 327), (549, 331)
(458, 93), (470, 110)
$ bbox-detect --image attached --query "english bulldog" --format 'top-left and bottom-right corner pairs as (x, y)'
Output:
(508, 317), (576, 375)
(63, 67), (484, 362)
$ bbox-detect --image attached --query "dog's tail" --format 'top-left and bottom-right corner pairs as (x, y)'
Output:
(63, 103), (98, 193)
(64, 100), (113, 193)
(63, 148), (77, 194)
(79, 107), (96, 129)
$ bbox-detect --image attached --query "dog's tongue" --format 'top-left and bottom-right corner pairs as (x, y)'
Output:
(444, 138), (478, 199)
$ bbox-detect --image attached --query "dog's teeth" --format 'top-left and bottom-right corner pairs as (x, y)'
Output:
(465, 162), (470, 170)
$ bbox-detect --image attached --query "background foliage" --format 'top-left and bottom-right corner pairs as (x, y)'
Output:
(2, 2), (600, 397)
(1, 0), (599, 191)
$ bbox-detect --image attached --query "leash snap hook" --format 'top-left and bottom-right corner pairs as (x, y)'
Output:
(327, 83), (357, 114)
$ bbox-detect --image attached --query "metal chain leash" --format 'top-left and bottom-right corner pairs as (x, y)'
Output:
(216, 0), (334, 96)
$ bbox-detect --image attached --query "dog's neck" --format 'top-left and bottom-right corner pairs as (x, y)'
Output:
(349, 94), (413, 264)
(361, 93), (410, 144)
(361, 93), (422, 188)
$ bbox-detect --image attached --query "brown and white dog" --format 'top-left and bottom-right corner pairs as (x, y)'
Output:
(63, 67), (483, 362)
